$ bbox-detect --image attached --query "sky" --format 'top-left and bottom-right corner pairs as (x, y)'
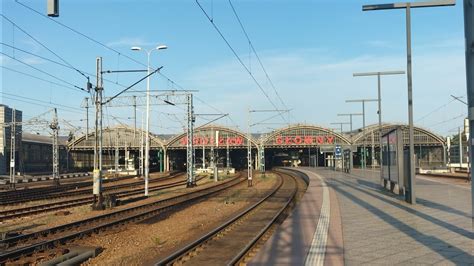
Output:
(0, 0), (468, 138)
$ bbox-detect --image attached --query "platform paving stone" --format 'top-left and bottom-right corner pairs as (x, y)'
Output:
(303, 168), (473, 265)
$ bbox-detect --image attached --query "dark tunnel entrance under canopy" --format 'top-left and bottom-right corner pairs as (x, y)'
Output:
(265, 147), (335, 168)
(261, 124), (351, 169)
(164, 125), (259, 171)
(351, 124), (446, 169)
(167, 148), (251, 171)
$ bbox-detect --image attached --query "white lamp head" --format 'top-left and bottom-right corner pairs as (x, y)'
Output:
(156, 45), (168, 50)
(130, 46), (142, 51)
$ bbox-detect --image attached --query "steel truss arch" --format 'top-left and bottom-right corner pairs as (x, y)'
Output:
(352, 123), (446, 147)
(165, 124), (259, 150)
(67, 125), (166, 151)
(262, 123), (351, 147)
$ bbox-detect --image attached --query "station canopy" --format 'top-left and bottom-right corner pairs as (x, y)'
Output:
(165, 125), (259, 150)
(67, 123), (445, 151)
(68, 125), (165, 151)
(262, 124), (351, 148)
(351, 123), (446, 147)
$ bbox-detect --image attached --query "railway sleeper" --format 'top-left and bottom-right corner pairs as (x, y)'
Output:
(1, 176), (243, 259)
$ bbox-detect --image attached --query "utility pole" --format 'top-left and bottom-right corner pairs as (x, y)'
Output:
(308, 146), (311, 167)
(371, 131), (375, 169)
(247, 108), (253, 187)
(202, 142), (206, 169)
(133, 95), (137, 139)
(246, 108), (289, 186)
(140, 112), (144, 177)
(330, 122), (350, 134)
(115, 128), (119, 175)
(353, 71), (405, 179)
(50, 108), (60, 186)
(337, 113), (363, 134)
(211, 136), (215, 180)
(362, 0), (455, 205)
(83, 97), (89, 140)
(459, 127), (463, 167)
(92, 57), (104, 210)
(463, 0), (474, 225)
(214, 130), (219, 182)
(186, 93), (195, 187)
(346, 99), (378, 169)
(9, 109), (16, 190)
(226, 138), (230, 169)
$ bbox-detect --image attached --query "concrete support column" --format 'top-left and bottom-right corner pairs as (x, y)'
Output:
(254, 153), (258, 170)
(164, 149), (169, 172)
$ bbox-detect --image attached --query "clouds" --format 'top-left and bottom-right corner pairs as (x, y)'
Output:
(0, 53), (45, 67)
(106, 37), (155, 48)
(366, 40), (398, 50)
(181, 41), (466, 136)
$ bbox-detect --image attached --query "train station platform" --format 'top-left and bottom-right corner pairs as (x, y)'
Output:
(250, 167), (473, 265)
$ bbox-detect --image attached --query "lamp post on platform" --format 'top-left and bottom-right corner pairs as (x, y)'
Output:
(462, 0), (473, 224)
(330, 122), (351, 134)
(353, 71), (405, 181)
(337, 113), (363, 134)
(131, 45), (167, 196)
(362, 0), (455, 205)
(346, 99), (378, 169)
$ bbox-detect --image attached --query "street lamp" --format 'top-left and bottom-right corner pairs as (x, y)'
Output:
(337, 113), (363, 133)
(353, 71), (405, 179)
(131, 44), (168, 196)
(330, 122), (351, 134)
(362, 0), (455, 205)
(346, 99), (378, 169)
(462, 0), (474, 228)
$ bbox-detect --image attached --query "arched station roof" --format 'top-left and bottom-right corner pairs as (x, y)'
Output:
(68, 123), (445, 151)
(68, 125), (166, 151)
(165, 124), (259, 150)
(262, 124), (351, 148)
(352, 123), (446, 147)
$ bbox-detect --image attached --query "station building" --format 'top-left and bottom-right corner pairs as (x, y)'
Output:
(0, 105), (22, 176)
(66, 123), (446, 173)
(21, 132), (71, 174)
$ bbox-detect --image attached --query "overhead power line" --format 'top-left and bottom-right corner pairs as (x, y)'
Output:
(195, 0), (287, 122)
(428, 113), (466, 128)
(1, 14), (88, 80)
(1, 92), (84, 112)
(15, 0), (148, 69)
(416, 97), (457, 122)
(1, 52), (87, 93)
(228, 0), (289, 111)
(2, 96), (84, 114)
(14, 0), (238, 129)
(1, 43), (143, 95)
(2, 65), (82, 93)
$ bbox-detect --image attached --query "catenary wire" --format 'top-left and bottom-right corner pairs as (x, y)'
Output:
(14, 0), (239, 129)
(228, 0), (290, 113)
(1, 14), (89, 80)
(195, 0), (287, 122)
(1, 51), (87, 93)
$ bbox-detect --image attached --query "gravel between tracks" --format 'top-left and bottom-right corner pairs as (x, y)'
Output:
(0, 173), (170, 211)
(0, 173), (188, 234)
(77, 173), (278, 266)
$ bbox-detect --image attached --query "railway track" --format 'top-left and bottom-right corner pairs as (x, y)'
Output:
(0, 173), (193, 221)
(157, 170), (301, 265)
(0, 174), (133, 202)
(0, 173), (244, 265)
(0, 172), (179, 205)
